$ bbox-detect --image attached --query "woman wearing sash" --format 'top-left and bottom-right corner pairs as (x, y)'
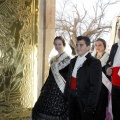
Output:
(92, 38), (112, 120)
(106, 25), (120, 120)
(31, 36), (71, 120)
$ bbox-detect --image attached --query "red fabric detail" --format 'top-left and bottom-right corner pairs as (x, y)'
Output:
(112, 67), (120, 87)
(70, 77), (77, 90)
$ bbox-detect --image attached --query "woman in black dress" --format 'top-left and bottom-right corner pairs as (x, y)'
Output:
(92, 38), (111, 120)
(31, 36), (71, 120)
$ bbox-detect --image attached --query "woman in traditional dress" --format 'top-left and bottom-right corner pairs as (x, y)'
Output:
(31, 36), (71, 120)
(92, 38), (112, 120)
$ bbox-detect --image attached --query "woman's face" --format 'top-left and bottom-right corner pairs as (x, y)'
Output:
(54, 39), (65, 53)
(94, 41), (105, 53)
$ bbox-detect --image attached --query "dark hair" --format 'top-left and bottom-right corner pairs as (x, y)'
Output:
(95, 38), (106, 49)
(54, 36), (66, 46)
(77, 36), (90, 46)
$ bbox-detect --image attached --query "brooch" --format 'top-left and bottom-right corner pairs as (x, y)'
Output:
(108, 61), (111, 66)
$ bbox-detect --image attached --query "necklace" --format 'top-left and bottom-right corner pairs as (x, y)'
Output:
(96, 52), (105, 59)
(57, 52), (65, 59)
(54, 52), (65, 62)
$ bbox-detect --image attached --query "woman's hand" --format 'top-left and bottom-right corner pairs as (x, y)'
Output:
(106, 67), (112, 76)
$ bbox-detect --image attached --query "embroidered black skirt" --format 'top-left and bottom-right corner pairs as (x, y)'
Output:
(32, 74), (69, 120)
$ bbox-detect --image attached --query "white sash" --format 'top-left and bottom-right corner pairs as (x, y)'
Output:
(92, 52), (111, 91)
(92, 51), (113, 119)
(102, 72), (112, 92)
(50, 53), (71, 93)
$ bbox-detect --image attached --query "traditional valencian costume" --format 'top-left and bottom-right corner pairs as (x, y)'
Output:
(106, 40), (120, 120)
(32, 52), (71, 120)
(92, 51), (112, 120)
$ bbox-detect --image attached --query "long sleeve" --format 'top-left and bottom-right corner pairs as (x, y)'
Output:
(64, 60), (72, 101)
(105, 43), (118, 70)
(84, 59), (102, 113)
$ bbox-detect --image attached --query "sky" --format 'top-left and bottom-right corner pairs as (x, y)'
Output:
(73, 0), (120, 21)
(56, 0), (120, 42)
(56, 0), (120, 21)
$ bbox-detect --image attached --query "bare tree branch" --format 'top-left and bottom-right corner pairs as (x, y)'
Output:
(56, 0), (120, 54)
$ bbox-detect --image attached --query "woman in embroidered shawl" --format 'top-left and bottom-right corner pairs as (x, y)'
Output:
(92, 38), (112, 120)
(31, 36), (71, 120)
